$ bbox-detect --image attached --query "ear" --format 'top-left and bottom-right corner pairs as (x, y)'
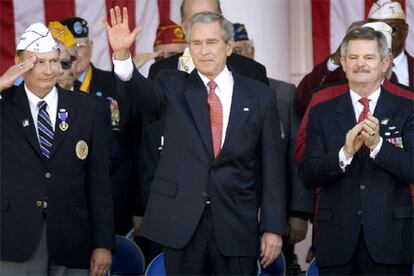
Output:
(340, 56), (346, 71)
(381, 53), (392, 73)
(226, 38), (234, 56)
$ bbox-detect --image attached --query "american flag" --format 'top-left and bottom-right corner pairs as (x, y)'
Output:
(0, 0), (413, 78)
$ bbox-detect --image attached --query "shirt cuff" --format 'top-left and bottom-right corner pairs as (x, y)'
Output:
(326, 58), (341, 72)
(113, 54), (133, 81)
(370, 137), (383, 159)
(339, 147), (353, 172)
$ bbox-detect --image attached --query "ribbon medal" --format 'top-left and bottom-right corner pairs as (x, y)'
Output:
(58, 108), (69, 131)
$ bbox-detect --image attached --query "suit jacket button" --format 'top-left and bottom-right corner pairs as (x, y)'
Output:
(45, 172), (51, 178)
(36, 201), (43, 207)
(201, 192), (208, 198)
(357, 210), (362, 215)
(360, 185), (365, 190)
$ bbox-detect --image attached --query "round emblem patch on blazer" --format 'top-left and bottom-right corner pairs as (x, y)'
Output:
(76, 140), (88, 160)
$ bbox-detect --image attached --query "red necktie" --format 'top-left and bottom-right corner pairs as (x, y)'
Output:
(358, 98), (370, 123)
(208, 80), (222, 158)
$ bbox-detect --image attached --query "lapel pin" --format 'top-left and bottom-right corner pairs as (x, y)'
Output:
(58, 108), (69, 131)
(243, 107), (249, 112)
(22, 119), (30, 127)
(388, 126), (396, 130)
(384, 132), (391, 136)
(158, 136), (164, 151)
(394, 131), (400, 135)
(381, 118), (390, 125)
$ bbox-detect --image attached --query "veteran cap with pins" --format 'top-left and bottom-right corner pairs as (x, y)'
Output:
(16, 22), (59, 53)
(61, 17), (89, 38)
(362, 22), (393, 49)
(368, 0), (405, 20)
(48, 21), (77, 48)
(154, 18), (186, 47)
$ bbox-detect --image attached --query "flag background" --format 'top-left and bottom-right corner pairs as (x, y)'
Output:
(1, 0), (412, 84)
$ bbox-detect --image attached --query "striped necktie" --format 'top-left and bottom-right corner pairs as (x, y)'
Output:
(358, 98), (370, 123)
(207, 80), (222, 158)
(37, 100), (54, 158)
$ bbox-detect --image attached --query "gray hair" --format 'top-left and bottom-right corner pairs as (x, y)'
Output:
(180, 0), (222, 23)
(340, 27), (389, 59)
(185, 11), (234, 44)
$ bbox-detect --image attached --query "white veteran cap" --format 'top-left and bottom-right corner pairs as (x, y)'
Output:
(16, 22), (59, 53)
(368, 0), (405, 20)
(362, 22), (393, 49)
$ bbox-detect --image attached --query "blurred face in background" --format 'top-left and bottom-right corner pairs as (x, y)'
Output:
(74, 37), (92, 76)
(154, 43), (187, 61)
(57, 42), (78, 90)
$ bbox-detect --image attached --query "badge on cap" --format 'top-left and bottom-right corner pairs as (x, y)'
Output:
(58, 109), (69, 131)
(76, 140), (88, 160)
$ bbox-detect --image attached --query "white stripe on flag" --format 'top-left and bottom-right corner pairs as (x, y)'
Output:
(406, 1), (414, 56)
(14, 0), (45, 45)
(330, 0), (365, 54)
(76, 0), (111, 70)
(136, 0), (160, 77)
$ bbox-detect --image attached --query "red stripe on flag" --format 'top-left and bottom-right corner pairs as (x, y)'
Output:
(105, 0), (136, 58)
(44, 0), (76, 23)
(0, 0), (16, 75)
(311, 0), (330, 66)
(158, 0), (170, 23)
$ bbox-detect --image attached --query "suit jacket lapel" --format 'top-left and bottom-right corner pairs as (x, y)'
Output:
(49, 87), (76, 158)
(220, 73), (253, 156)
(335, 91), (357, 136)
(373, 88), (395, 130)
(11, 85), (43, 158)
(184, 70), (214, 157)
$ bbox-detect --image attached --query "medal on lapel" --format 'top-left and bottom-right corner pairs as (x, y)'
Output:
(58, 108), (69, 131)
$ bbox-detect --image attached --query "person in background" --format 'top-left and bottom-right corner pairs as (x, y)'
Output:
(133, 18), (187, 69)
(231, 22), (313, 275)
(62, 16), (143, 235)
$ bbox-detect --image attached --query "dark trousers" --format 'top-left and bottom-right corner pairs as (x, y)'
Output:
(318, 230), (411, 275)
(163, 206), (257, 275)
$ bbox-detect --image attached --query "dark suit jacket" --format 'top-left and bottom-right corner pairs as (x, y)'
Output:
(0, 85), (115, 268)
(299, 86), (414, 266)
(125, 66), (286, 256)
(89, 64), (144, 233)
(269, 79), (313, 217)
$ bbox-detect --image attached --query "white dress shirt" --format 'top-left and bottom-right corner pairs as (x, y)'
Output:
(392, 51), (409, 87)
(198, 66), (234, 147)
(338, 88), (383, 170)
(25, 85), (58, 140)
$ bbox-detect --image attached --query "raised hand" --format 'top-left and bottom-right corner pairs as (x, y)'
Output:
(102, 6), (142, 60)
(361, 114), (380, 150)
(0, 56), (36, 92)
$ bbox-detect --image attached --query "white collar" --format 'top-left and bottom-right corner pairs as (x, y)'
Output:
(25, 84), (58, 108)
(197, 66), (231, 91)
(392, 51), (406, 68)
(349, 86), (381, 106)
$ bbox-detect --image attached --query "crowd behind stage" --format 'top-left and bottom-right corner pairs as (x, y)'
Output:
(0, 0), (412, 275)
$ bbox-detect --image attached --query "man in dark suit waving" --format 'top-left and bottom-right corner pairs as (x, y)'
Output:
(104, 7), (286, 275)
(299, 26), (413, 274)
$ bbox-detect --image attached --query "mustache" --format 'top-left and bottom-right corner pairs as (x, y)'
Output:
(353, 67), (370, 73)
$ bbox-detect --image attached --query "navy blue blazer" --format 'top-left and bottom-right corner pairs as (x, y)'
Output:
(124, 66), (287, 256)
(0, 85), (115, 268)
(299, 87), (414, 266)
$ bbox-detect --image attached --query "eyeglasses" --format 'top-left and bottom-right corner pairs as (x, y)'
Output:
(60, 55), (77, 70)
